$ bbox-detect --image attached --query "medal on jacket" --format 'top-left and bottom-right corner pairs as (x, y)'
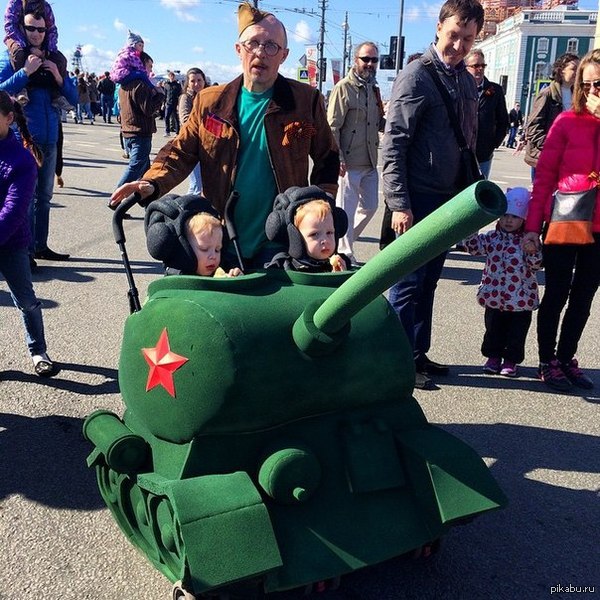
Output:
(203, 113), (227, 138)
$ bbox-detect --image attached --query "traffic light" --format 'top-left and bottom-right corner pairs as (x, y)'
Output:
(389, 36), (398, 67)
(380, 55), (394, 70)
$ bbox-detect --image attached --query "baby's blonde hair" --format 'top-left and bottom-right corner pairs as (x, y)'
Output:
(294, 199), (332, 228)
(186, 212), (223, 237)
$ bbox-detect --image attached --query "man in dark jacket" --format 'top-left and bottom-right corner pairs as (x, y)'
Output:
(163, 70), (182, 136)
(381, 0), (484, 389)
(116, 52), (164, 187)
(507, 101), (523, 148)
(465, 49), (508, 178)
(98, 71), (116, 123)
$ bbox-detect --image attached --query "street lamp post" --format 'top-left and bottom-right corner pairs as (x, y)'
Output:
(396, 0), (404, 73)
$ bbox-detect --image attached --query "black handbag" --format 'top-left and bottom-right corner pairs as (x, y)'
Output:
(422, 60), (484, 189)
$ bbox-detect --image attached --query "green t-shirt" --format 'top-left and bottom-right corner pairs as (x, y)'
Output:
(233, 86), (278, 260)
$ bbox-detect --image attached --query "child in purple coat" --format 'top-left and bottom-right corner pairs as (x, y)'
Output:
(0, 90), (56, 376)
(110, 30), (154, 88)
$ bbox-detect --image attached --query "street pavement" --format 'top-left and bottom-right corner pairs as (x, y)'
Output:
(0, 120), (598, 600)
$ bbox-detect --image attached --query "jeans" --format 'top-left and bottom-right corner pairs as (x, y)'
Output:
(101, 95), (114, 122)
(479, 158), (492, 179)
(506, 126), (517, 148)
(0, 249), (47, 356)
(117, 136), (153, 187)
(337, 167), (379, 256)
(164, 103), (179, 134)
(188, 163), (202, 195)
(77, 102), (93, 123)
(482, 307), (532, 364)
(30, 143), (57, 254)
(537, 235), (600, 363)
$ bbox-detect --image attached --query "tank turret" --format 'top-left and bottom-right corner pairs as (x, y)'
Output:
(85, 181), (508, 598)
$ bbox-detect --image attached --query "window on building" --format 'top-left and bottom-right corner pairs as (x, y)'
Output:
(537, 38), (549, 53)
(534, 61), (549, 80)
(567, 38), (579, 54)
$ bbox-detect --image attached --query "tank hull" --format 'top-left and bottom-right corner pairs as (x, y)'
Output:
(85, 181), (509, 596)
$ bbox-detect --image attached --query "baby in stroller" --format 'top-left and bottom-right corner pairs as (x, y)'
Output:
(145, 193), (241, 277)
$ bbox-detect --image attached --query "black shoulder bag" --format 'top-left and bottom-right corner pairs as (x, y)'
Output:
(422, 60), (483, 190)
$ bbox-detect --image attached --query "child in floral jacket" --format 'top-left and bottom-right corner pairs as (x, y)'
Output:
(462, 187), (543, 377)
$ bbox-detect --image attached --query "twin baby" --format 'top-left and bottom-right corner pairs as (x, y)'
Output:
(146, 186), (350, 278)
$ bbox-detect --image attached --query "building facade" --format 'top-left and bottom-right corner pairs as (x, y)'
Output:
(477, 6), (597, 116)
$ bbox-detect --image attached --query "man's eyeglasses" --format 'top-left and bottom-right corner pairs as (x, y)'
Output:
(467, 63), (487, 69)
(24, 25), (47, 33)
(240, 39), (282, 57)
(582, 79), (600, 92)
(358, 56), (379, 64)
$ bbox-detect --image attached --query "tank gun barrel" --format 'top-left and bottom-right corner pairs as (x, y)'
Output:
(293, 181), (507, 355)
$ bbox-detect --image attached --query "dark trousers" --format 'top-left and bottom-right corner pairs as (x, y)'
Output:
(482, 307), (532, 364)
(537, 235), (600, 363)
(164, 103), (179, 134)
(388, 191), (451, 362)
(389, 250), (447, 362)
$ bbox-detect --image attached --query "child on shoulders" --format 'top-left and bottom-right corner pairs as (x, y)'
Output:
(264, 186), (350, 272)
(461, 187), (542, 377)
(110, 30), (154, 88)
(4, 0), (68, 104)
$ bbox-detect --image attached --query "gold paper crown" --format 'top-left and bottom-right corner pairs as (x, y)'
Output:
(238, 2), (273, 36)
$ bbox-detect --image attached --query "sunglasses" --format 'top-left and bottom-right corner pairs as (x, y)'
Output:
(467, 63), (487, 69)
(24, 25), (47, 33)
(582, 79), (600, 92)
(358, 56), (379, 64)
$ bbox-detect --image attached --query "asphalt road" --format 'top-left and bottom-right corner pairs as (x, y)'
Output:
(0, 120), (598, 600)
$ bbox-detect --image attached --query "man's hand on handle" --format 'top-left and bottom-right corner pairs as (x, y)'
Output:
(109, 181), (155, 208)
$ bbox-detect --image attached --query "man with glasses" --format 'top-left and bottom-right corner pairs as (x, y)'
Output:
(465, 48), (508, 179)
(0, 9), (77, 267)
(381, 0), (484, 389)
(327, 42), (384, 264)
(111, 1), (339, 269)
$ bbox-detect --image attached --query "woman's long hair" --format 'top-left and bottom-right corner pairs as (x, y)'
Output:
(0, 90), (43, 166)
(572, 49), (600, 115)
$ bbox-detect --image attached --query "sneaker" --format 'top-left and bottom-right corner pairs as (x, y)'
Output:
(32, 353), (57, 377)
(483, 357), (501, 374)
(560, 358), (594, 390)
(500, 360), (518, 377)
(538, 359), (572, 392)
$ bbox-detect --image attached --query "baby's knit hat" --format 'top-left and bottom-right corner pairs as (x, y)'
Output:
(127, 30), (144, 48)
(505, 187), (530, 219)
(238, 2), (273, 36)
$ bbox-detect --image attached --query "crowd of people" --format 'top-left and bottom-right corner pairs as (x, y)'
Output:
(0, 0), (598, 395)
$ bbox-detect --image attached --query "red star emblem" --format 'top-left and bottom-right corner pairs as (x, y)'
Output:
(142, 328), (188, 397)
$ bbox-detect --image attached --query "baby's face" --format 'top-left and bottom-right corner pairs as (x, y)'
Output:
(134, 41), (144, 53)
(188, 228), (223, 276)
(298, 211), (335, 261)
(499, 214), (524, 233)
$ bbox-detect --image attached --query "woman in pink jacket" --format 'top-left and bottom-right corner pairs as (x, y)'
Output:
(523, 49), (600, 393)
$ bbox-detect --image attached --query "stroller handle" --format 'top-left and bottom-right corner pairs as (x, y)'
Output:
(112, 193), (141, 245)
